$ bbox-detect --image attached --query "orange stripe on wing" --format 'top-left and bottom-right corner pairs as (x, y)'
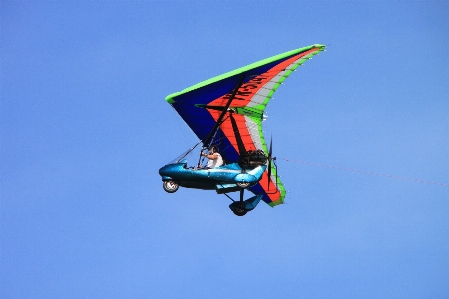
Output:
(258, 170), (281, 202)
(207, 47), (321, 107)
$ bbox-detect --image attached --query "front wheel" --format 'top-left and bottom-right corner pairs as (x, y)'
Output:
(163, 180), (179, 193)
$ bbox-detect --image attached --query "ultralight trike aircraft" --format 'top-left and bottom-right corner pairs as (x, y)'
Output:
(159, 44), (326, 216)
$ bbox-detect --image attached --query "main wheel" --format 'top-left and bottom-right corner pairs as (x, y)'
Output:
(236, 181), (250, 188)
(163, 180), (179, 193)
(232, 209), (247, 216)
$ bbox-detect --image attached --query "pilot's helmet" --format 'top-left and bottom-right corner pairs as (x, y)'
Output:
(210, 145), (219, 153)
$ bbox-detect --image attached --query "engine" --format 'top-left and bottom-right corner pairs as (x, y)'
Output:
(238, 149), (268, 168)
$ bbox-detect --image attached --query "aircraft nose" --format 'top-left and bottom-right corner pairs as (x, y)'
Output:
(159, 165), (171, 177)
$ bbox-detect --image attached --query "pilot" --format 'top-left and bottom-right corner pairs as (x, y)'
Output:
(201, 145), (223, 168)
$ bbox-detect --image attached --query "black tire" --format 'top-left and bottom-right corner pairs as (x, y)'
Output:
(163, 180), (179, 193)
(236, 182), (250, 188)
(232, 209), (247, 216)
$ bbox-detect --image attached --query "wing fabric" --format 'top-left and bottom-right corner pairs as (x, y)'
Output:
(166, 44), (326, 206)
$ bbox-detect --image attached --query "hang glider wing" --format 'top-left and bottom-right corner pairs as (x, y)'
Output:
(165, 44), (326, 206)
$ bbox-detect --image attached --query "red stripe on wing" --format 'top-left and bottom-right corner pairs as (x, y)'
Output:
(207, 47), (320, 107)
(258, 169), (282, 202)
(207, 110), (256, 154)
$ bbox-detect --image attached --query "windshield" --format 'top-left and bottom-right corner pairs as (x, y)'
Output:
(167, 141), (202, 165)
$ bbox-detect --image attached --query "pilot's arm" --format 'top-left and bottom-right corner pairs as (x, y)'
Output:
(202, 152), (218, 159)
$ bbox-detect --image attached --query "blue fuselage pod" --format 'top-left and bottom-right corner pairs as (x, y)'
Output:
(232, 165), (266, 185)
(158, 162), (266, 191)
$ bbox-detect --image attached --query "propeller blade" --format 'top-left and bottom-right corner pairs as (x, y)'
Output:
(269, 136), (273, 158)
(274, 159), (279, 190)
(240, 188), (244, 203)
(267, 159), (272, 190)
(267, 136), (273, 190)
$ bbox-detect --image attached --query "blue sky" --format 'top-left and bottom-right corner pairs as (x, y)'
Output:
(2, 1), (448, 298)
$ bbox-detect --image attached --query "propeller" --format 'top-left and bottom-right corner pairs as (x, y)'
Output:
(267, 137), (277, 191)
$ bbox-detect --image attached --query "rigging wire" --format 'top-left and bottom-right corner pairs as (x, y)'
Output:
(170, 105), (197, 148)
(222, 192), (236, 202)
(283, 158), (449, 187)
